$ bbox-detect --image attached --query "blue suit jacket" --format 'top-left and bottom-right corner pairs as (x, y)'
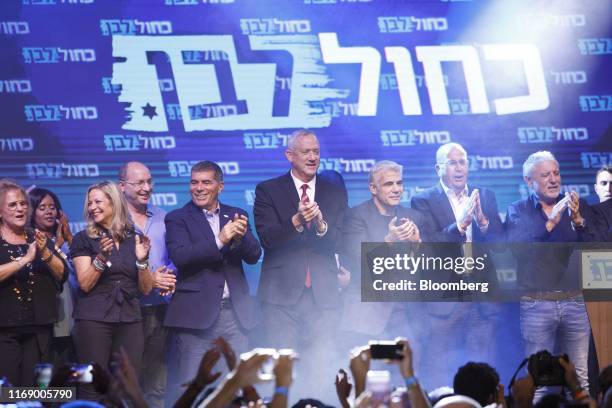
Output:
(164, 201), (261, 330)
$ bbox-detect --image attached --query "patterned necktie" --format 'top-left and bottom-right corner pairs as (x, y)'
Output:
(300, 184), (312, 288)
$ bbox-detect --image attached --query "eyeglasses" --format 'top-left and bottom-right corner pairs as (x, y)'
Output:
(6, 201), (28, 212)
(443, 159), (468, 168)
(121, 179), (154, 189)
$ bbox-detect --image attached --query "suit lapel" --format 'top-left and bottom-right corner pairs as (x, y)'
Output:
(219, 203), (232, 229)
(314, 176), (326, 208)
(187, 201), (217, 243)
(435, 184), (457, 225)
(280, 172), (300, 212)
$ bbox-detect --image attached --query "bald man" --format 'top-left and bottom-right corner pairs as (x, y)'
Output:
(118, 162), (176, 408)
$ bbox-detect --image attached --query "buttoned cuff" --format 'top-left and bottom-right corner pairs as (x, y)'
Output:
(215, 236), (224, 250)
(316, 220), (328, 237)
(479, 219), (489, 233)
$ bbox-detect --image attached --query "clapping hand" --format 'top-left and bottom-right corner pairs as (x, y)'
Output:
(472, 190), (489, 228)
(219, 214), (249, 245)
(152, 265), (176, 295)
(386, 217), (421, 243)
(99, 233), (114, 261)
(134, 234), (150, 262)
(55, 210), (74, 247)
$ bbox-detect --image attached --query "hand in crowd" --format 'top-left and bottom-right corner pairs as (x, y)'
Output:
(193, 348), (222, 388)
(91, 362), (111, 395)
(558, 357), (596, 407)
(396, 338), (414, 379)
(48, 364), (72, 388)
(152, 265), (176, 295)
(55, 210), (74, 247)
(511, 374), (535, 408)
(273, 350), (295, 388)
(201, 348), (279, 408)
(386, 217), (421, 243)
(134, 234), (151, 262)
(349, 346), (371, 397)
(214, 337), (261, 402)
(335, 369), (352, 408)
(111, 347), (147, 408)
(354, 390), (372, 408)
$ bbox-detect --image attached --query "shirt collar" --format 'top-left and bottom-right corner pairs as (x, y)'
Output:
(203, 203), (221, 218)
(528, 192), (564, 209)
(440, 180), (468, 199)
(290, 170), (316, 192)
(145, 204), (154, 217)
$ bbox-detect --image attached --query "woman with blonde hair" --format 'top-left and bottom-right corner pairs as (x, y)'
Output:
(0, 179), (66, 386)
(70, 181), (153, 399)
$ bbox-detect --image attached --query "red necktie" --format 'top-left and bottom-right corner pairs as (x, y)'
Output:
(300, 184), (312, 288)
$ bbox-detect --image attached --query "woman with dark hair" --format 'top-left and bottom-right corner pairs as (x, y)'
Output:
(29, 187), (77, 367)
(70, 181), (154, 399)
(0, 180), (67, 386)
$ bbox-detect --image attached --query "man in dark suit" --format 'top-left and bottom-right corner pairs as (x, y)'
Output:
(589, 166), (611, 241)
(340, 160), (428, 345)
(254, 129), (347, 396)
(410, 142), (504, 388)
(164, 161), (261, 400)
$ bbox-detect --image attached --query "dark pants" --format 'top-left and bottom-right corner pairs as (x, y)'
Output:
(49, 336), (77, 368)
(165, 299), (249, 406)
(262, 289), (339, 402)
(0, 327), (51, 386)
(140, 305), (169, 408)
(74, 320), (143, 401)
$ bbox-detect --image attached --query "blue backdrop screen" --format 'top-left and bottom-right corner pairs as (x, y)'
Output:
(1, 0), (610, 233)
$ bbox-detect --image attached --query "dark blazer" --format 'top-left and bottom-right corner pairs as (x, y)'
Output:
(254, 171), (348, 308)
(411, 184), (503, 313)
(585, 199), (612, 242)
(411, 184), (504, 243)
(164, 201), (261, 331)
(339, 199), (427, 334)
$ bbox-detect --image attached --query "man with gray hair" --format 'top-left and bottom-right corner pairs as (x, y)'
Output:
(339, 160), (428, 342)
(411, 142), (503, 388)
(506, 150), (591, 396)
(254, 129), (348, 397)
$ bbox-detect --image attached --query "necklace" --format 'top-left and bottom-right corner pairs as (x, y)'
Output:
(1, 230), (35, 303)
